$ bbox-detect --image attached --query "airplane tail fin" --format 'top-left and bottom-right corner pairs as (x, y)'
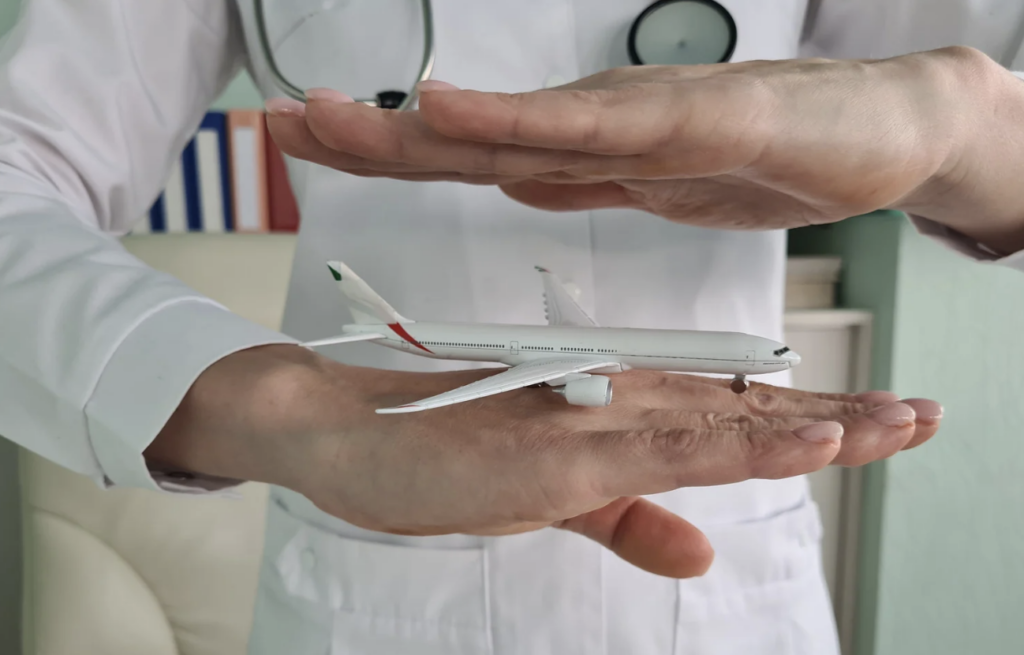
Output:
(326, 261), (412, 325)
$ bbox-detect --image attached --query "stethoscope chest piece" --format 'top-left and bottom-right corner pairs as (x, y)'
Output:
(628, 0), (737, 66)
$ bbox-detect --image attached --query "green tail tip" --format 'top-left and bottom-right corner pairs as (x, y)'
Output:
(535, 265), (549, 273)
(328, 265), (342, 281)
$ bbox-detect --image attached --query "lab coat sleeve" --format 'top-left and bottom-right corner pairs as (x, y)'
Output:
(908, 71), (1024, 271)
(0, 0), (298, 493)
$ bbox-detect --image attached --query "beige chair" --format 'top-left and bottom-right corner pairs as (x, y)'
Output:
(21, 234), (297, 655)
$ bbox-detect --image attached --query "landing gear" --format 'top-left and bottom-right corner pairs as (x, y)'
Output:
(730, 374), (748, 394)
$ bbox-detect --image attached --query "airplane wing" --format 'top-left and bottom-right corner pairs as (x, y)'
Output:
(376, 357), (616, 414)
(301, 332), (386, 349)
(536, 266), (599, 327)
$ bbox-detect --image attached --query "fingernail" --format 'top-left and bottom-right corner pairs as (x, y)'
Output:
(305, 88), (355, 103)
(794, 422), (844, 444)
(416, 80), (460, 93)
(856, 391), (901, 404)
(900, 398), (944, 421)
(265, 97), (306, 118)
(867, 403), (916, 427)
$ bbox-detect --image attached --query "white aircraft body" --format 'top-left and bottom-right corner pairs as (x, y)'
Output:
(303, 262), (801, 414)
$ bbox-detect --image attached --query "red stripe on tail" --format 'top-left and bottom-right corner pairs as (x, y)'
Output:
(388, 323), (433, 354)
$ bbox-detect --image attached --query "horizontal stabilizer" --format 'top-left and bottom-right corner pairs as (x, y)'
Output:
(301, 332), (386, 349)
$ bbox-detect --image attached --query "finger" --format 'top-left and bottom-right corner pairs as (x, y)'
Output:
(614, 372), (876, 418)
(345, 170), (525, 185)
(573, 406), (813, 434)
(639, 410), (810, 432)
(419, 87), (677, 155)
(580, 422), (843, 499)
(266, 114), (432, 174)
(696, 376), (900, 406)
(828, 403), (918, 466)
(688, 378), (943, 450)
(500, 180), (641, 212)
(418, 81), (770, 170)
(555, 497), (714, 578)
(899, 398), (944, 450)
(303, 98), (585, 175)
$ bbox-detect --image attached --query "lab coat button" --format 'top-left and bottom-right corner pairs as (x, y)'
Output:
(544, 74), (566, 88)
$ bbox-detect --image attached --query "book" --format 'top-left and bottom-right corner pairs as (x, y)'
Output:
(264, 119), (300, 232)
(135, 109), (295, 235)
(161, 151), (189, 233)
(227, 109), (270, 233)
(195, 112), (233, 233)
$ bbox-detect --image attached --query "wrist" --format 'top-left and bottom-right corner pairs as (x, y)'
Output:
(892, 46), (1024, 255)
(145, 344), (361, 491)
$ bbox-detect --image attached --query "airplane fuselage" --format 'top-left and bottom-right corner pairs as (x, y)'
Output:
(343, 322), (799, 375)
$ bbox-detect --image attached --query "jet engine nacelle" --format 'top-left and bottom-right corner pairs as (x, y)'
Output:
(555, 375), (613, 407)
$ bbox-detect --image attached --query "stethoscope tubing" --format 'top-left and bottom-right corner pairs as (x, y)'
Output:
(254, 0), (436, 110)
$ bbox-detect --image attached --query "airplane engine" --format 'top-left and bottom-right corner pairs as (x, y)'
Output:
(556, 375), (613, 407)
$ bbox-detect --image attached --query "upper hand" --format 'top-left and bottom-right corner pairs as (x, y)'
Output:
(267, 46), (1024, 253)
(147, 345), (942, 579)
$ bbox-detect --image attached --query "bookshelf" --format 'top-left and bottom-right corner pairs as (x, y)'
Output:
(134, 107), (299, 236)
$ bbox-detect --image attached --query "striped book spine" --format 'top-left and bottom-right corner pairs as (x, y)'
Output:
(227, 109), (270, 233)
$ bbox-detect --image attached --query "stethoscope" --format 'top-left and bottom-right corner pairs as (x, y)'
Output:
(255, 0), (736, 110)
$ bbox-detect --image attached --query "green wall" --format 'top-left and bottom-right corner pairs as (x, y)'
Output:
(0, 1), (18, 35)
(793, 215), (1024, 654)
(880, 223), (1024, 654)
(213, 71), (263, 110)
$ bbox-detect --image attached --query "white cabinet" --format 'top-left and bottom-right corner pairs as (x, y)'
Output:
(785, 309), (873, 655)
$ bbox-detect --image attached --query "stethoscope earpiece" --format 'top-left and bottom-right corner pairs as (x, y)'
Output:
(628, 0), (737, 66)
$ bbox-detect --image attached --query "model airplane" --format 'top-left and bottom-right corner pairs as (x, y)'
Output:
(302, 261), (801, 414)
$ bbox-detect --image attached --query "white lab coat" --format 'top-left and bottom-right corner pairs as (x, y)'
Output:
(1, 1), (1024, 654)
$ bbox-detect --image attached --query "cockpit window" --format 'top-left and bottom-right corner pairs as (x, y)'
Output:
(773, 347), (790, 357)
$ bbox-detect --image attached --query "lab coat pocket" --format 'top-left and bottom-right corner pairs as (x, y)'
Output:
(674, 498), (838, 655)
(263, 496), (492, 655)
(324, 534), (492, 655)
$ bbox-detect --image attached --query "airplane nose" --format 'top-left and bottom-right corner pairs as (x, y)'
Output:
(783, 350), (801, 367)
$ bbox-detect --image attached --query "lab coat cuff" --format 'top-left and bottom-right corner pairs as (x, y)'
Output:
(908, 214), (1024, 271)
(85, 299), (299, 493)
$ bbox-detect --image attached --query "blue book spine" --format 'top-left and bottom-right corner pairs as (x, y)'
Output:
(181, 138), (203, 232)
(149, 195), (166, 232)
(201, 111), (234, 232)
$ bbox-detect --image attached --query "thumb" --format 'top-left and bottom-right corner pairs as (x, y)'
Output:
(555, 497), (714, 578)
(500, 180), (638, 212)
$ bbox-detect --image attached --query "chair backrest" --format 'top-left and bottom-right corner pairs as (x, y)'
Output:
(21, 234), (297, 655)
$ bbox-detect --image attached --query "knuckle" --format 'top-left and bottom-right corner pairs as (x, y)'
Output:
(743, 391), (785, 416)
(750, 430), (833, 480)
(470, 145), (500, 174)
(700, 412), (759, 431)
(640, 427), (707, 464)
(738, 430), (780, 477)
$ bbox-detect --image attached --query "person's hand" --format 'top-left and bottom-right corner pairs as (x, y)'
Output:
(146, 344), (942, 579)
(266, 46), (1024, 254)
